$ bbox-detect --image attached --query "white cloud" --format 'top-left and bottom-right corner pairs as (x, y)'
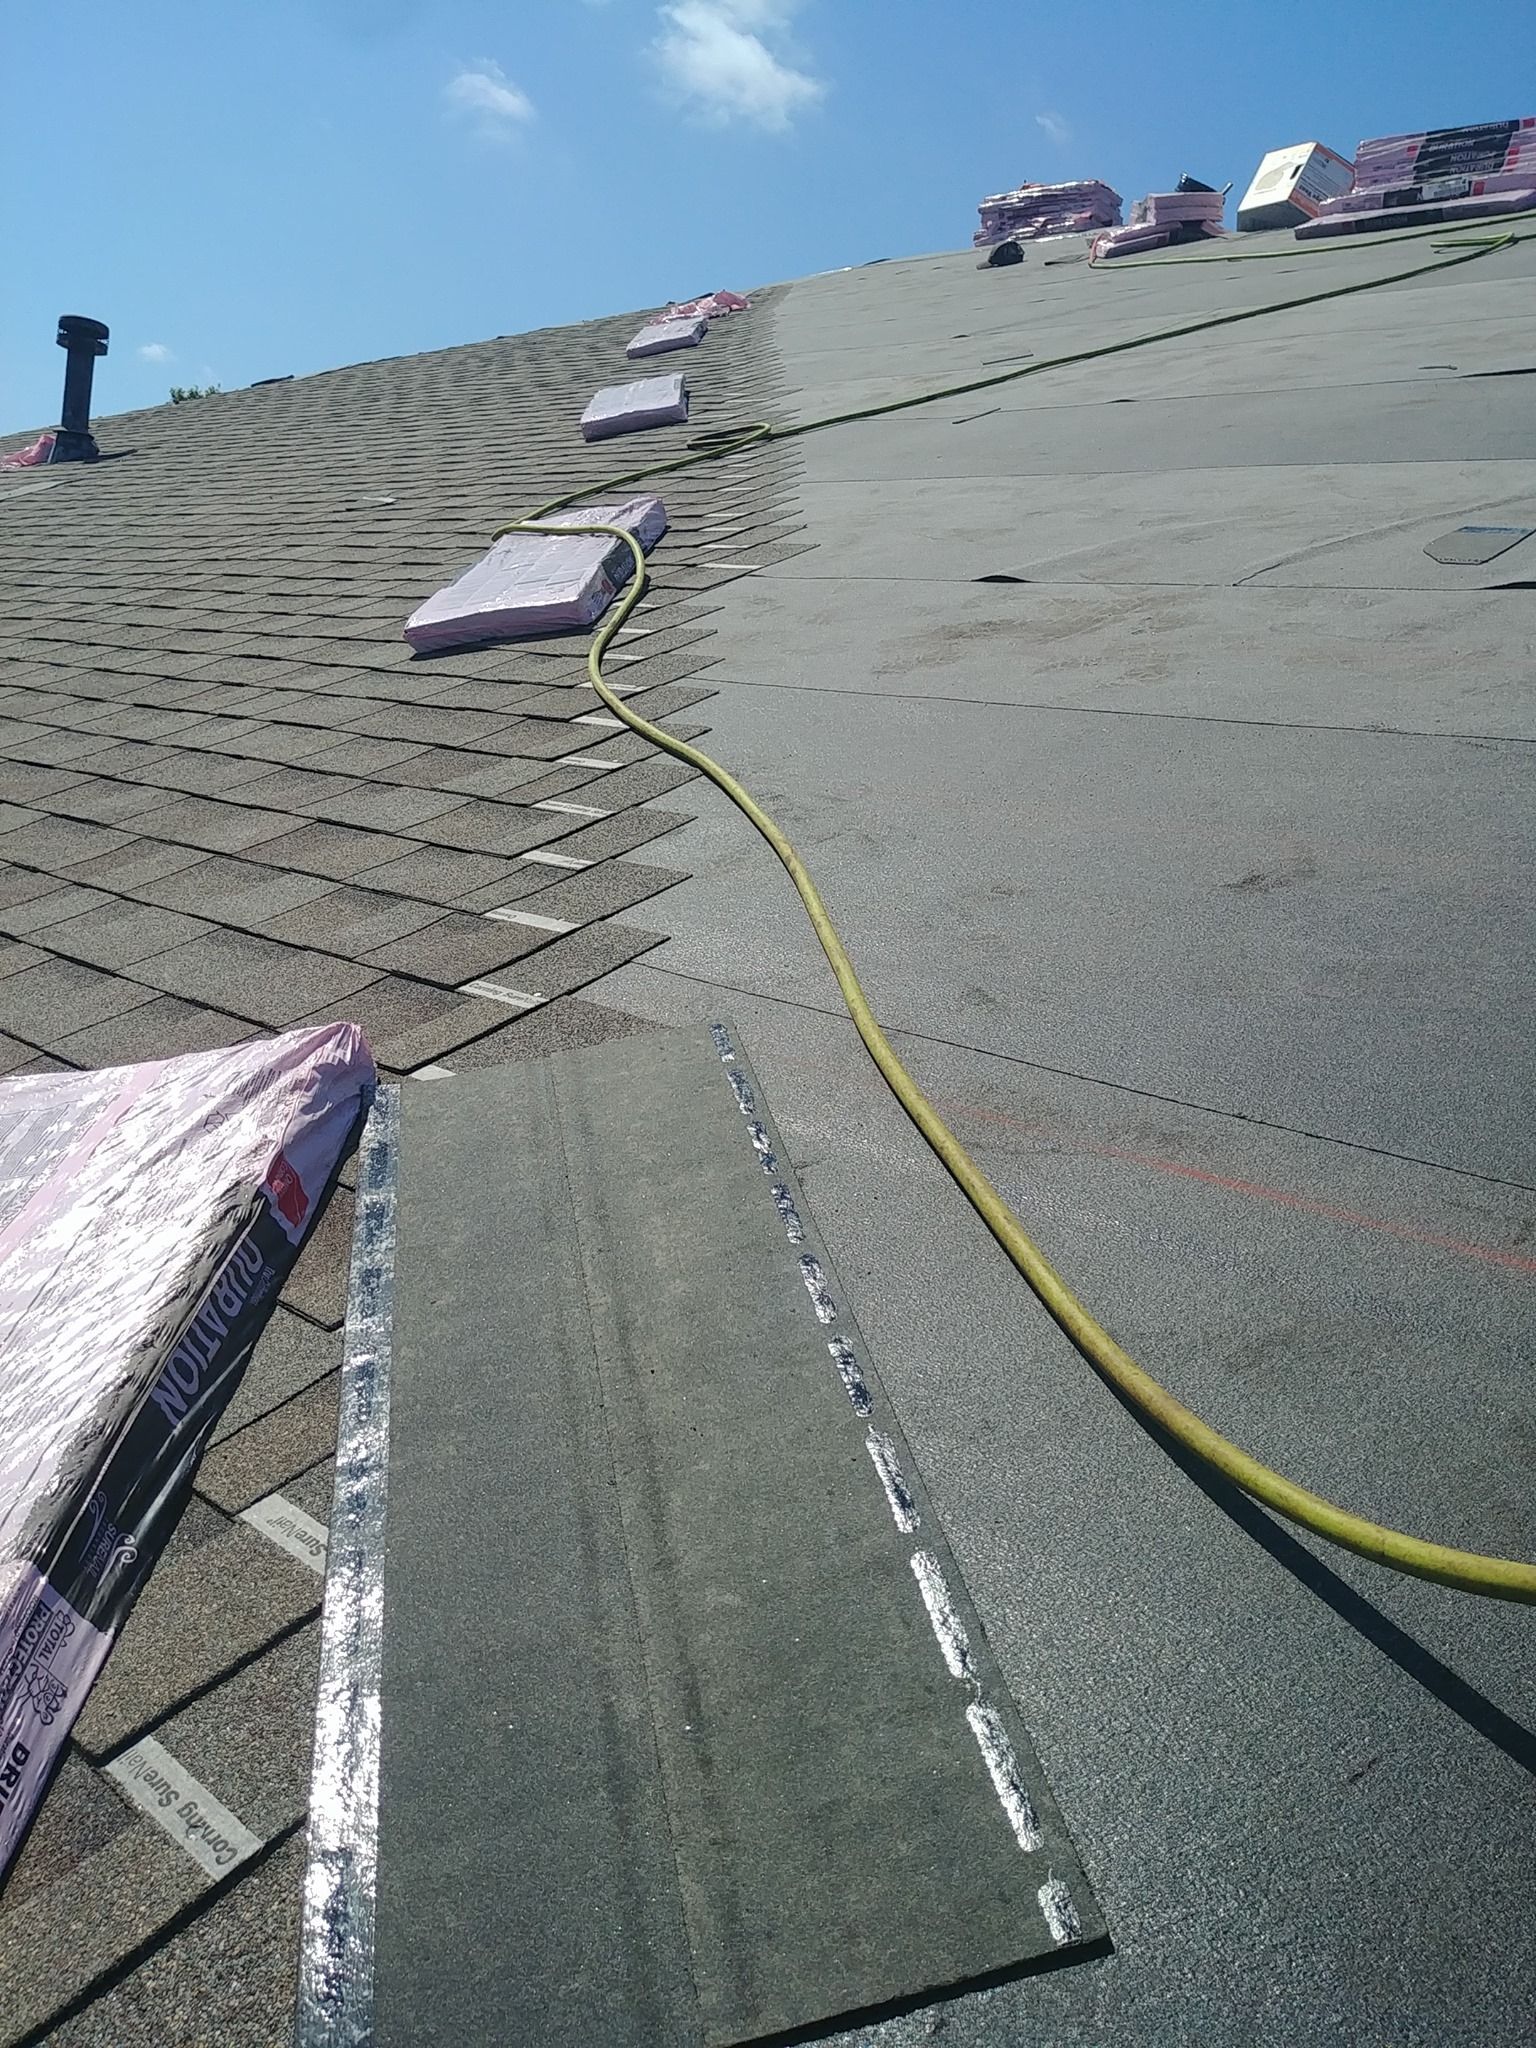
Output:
(653, 2), (823, 132)
(1035, 110), (1071, 146)
(137, 342), (173, 364)
(445, 58), (535, 134)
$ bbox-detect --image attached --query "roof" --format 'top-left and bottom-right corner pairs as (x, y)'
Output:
(3, 218), (1535, 2042)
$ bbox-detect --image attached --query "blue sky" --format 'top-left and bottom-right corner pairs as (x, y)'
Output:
(0, 0), (1523, 431)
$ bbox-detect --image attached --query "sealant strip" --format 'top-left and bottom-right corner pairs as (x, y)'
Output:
(294, 1086), (399, 2047)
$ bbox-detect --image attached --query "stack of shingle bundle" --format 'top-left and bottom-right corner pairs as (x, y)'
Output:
(1298, 117), (1536, 239)
(974, 179), (1122, 245)
(1092, 188), (1225, 258)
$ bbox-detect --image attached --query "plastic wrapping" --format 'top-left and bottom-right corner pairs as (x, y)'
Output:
(403, 496), (668, 649)
(1313, 169), (1535, 217)
(1295, 185), (1536, 239)
(973, 179), (1122, 246)
(0, 433), (56, 472)
(579, 374), (689, 443)
(1094, 190), (1225, 258)
(666, 290), (751, 320)
(0, 1025), (375, 1875)
(626, 316), (708, 359)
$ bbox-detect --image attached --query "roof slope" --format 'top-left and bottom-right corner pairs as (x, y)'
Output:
(0, 299), (802, 2043)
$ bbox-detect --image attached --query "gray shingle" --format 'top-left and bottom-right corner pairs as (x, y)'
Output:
(128, 929), (380, 1027)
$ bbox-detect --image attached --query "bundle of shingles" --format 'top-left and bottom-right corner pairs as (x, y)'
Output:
(1297, 117), (1536, 239)
(974, 179), (1122, 246)
(1092, 186), (1225, 259)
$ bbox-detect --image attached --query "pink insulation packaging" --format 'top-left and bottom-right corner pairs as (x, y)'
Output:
(403, 495), (668, 650)
(0, 1024), (375, 1874)
(579, 374), (690, 442)
(667, 290), (750, 319)
(626, 315), (708, 359)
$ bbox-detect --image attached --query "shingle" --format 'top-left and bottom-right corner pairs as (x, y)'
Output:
(141, 1627), (321, 1837)
(213, 1306), (341, 1442)
(490, 857), (687, 926)
(58, 994), (251, 1067)
(124, 794), (302, 853)
(296, 976), (507, 1070)
(351, 841), (519, 902)
(474, 919), (665, 998)
(45, 777), (174, 825)
(0, 882), (115, 938)
(0, 815), (135, 871)
(0, 937), (46, 978)
(361, 911), (558, 984)
(404, 798), (569, 857)
(195, 1374), (340, 1513)
(442, 993), (658, 1069)
(378, 746), (552, 796)
(317, 782), (471, 833)
(527, 805), (694, 864)
(62, 837), (208, 893)
(134, 855), (334, 923)
(0, 957), (158, 1042)
(279, 1187), (354, 1328)
(0, 861), (79, 909)
(259, 885), (444, 955)
(128, 929), (380, 1027)
(243, 818), (415, 879)
(41, 1834), (308, 2048)
(72, 1513), (320, 1758)
(42, 900), (216, 970)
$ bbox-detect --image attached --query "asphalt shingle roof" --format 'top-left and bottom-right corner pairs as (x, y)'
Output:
(0, 294), (801, 2044)
(3, 216), (1535, 2045)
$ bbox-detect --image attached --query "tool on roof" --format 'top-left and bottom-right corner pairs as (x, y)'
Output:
(483, 218), (1536, 1601)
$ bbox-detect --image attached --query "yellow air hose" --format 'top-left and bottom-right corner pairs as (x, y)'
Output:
(491, 221), (1536, 1602)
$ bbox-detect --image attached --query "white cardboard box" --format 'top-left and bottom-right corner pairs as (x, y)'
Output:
(1237, 143), (1354, 231)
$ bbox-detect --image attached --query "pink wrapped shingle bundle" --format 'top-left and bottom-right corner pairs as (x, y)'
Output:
(667, 289), (751, 319)
(1300, 118), (1536, 237)
(626, 314), (709, 359)
(0, 1025), (374, 1875)
(974, 179), (1122, 245)
(1313, 169), (1535, 216)
(1093, 189), (1225, 258)
(404, 495), (668, 649)
(580, 372), (689, 442)
(1297, 184), (1536, 239)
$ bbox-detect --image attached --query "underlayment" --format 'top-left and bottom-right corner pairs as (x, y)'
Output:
(4, 220), (1534, 2044)
(340, 1030), (1099, 2047)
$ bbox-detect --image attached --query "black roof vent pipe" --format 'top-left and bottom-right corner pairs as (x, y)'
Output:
(54, 315), (109, 461)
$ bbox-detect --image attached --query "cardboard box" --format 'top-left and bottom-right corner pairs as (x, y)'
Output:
(1237, 143), (1354, 231)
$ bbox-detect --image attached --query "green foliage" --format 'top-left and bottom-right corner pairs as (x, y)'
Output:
(169, 384), (220, 403)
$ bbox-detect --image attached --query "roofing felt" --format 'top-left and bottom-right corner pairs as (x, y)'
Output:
(2, 216), (1535, 2043)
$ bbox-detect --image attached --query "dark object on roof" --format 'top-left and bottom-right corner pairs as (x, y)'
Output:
(979, 239), (1024, 268)
(298, 1028), (1099, 2046)
(250, 374), (294, 387)
(1424, 524), (1536, 565)
(54, 314), (109, 462)
(1177, 173), (1218, 194)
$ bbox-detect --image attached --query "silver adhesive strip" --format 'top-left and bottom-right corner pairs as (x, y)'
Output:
(294, 1086), (399, 2047)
